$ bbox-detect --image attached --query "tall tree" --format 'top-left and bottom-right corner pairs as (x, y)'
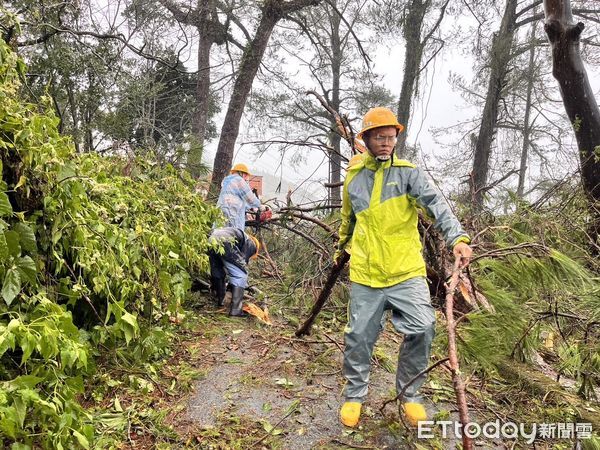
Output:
(543, 0), (600, 241)
(469, 0), (600, 210)
(208, 0), (323, 199)
(157, 0), (231, 177)
(288, 0), (372, 205)
(517, 16), (538, 198)
(396, 0), (450, 156)
(470, 0), (519, 209)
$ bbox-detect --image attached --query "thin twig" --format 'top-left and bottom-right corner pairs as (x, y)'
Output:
(379, 358), (450, 414)
(251, 401), (300, 447)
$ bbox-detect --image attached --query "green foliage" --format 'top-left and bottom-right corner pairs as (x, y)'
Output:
(459, 208), (600, 400)
(0, 37), (219, 447)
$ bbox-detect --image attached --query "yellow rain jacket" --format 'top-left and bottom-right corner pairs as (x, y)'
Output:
(337, 154), (469, 288)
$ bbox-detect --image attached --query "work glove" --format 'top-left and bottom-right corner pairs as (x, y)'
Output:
(259, 206), (272, 223)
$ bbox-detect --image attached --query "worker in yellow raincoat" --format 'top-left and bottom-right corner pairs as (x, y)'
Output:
(335, 107), (472, 428)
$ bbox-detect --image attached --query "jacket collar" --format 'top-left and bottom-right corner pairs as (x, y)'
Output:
(364, 152), (393, 171)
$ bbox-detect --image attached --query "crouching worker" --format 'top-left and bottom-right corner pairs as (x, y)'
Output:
(208, 227), (259, 316)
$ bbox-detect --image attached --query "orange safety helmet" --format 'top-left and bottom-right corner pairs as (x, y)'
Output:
(356, 107), (404, 140)
(247, 234), (260, 259)
(231, 163), (250, 175)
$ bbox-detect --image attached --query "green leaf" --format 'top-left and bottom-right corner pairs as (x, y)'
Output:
(275, 377), (294, 388)
(120, 312), (138, 344)
(260, 419), (283, 435)
(4, 231), (20, 257)
(13, 396), (26, 428)
(57, 164), (77, 182)
(1, 408), (18, 439)
(285, 399), (300, 415)
(0, 232), (8, 260)
(0, 192), (12, 217)
(16, 256), (36, 285)
(13, 223), (36, 252)
(2, 268), (21, 306)
(19, 331), (36, 364)
(121, 312), (137, 327)
(61, 347), (76, 368)
(72, 430), (90, 449)
(11, 375), (43, 389)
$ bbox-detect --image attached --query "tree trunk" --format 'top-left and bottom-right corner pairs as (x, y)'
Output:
(471, 0), (518, 210)
(543, 0), (600, 241)
(329, 4), (342, 206)
(517, 19), (538, 198)
(209, 11), (279, 200)
(209, 0), (322, 199)
(65, 81), (81, 153)
(188, 29), (213, 178)
(159, 0), (224, 178)
(396, 0), (427, 157)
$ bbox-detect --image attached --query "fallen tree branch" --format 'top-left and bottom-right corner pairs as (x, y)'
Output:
(496, 359), (600, 430)
(470, 242), (550, 263)
(279, 205), (342, 213)
(445, 259), (473, 450)
(269, 221), (328, 254)
(280, 211), (339, 239)
(295, 251), (350, 336)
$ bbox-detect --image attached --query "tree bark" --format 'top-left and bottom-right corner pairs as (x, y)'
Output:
(209, 0), (322, 199)
(471, 0), (518, 210)
(396, 0), (428, 157)
(188, 4), (215, 178)
(543, 0), (600, 241)
(328, 3), (342, 206)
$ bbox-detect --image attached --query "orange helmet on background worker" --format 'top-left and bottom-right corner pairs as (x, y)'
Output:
(247, 234), (260, 259)
(231, 163), (250, 176)
(356, 107), (404, 140)
(347, 153), (365, 168)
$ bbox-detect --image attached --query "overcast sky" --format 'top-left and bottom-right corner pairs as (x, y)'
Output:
(199, 12), (600, 203)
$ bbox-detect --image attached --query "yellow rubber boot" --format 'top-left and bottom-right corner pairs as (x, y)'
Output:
(402, 402), (427, 426)
(340, 402), (362, 427)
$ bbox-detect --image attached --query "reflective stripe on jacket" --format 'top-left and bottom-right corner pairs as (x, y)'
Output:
(217, 174), (261, 230)
(337, 153), (469, 288)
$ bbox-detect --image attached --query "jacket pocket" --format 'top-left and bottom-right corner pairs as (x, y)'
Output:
(382, 235), (423, 278)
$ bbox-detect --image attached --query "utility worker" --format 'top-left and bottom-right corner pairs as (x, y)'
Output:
(217, 163), (261, 230)
(335, 107), (472, 428)
(208, 227), (259, 316)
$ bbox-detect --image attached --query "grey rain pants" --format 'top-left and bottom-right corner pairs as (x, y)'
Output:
(343, 277), (435, 403)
